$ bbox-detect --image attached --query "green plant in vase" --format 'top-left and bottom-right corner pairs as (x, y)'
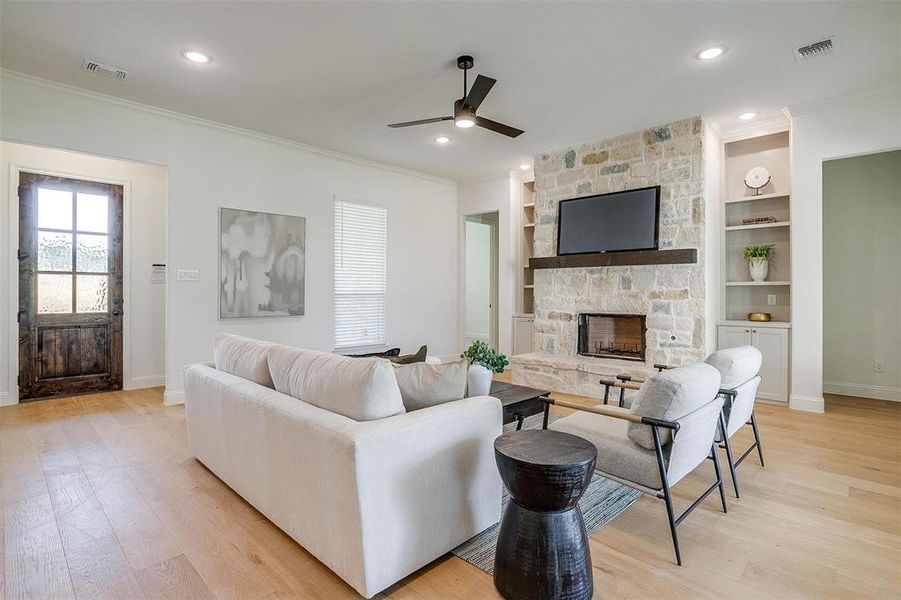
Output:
(744, 244), (775, 282)
(461, 340), (508, 397)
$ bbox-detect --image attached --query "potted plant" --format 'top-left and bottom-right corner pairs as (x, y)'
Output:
(744, 244), (775, 282)
(461, 340), (509, 397)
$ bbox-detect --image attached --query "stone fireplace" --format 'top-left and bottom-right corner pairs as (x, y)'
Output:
(511, 117), (708, 398)
(577, 313), (646, 361)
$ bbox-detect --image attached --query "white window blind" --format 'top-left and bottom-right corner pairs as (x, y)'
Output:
(334, 200), (387, 350)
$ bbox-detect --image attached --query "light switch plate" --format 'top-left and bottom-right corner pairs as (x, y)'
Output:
(874, 359), (885, 373)
(177, 269), (199, 282)
(767, 294), (776, 306)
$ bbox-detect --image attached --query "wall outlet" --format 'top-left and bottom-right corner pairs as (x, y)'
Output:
(873, 359), (885, 373)
(177, 269), (199, 282)
(767, 294), (776, 306)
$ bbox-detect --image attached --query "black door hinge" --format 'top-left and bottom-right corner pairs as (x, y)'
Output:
(17, 248), (28, 261)
(17, 309), (26, 323)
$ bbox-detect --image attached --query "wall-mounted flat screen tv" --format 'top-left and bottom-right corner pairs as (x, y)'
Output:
(556, 186), (660, 255)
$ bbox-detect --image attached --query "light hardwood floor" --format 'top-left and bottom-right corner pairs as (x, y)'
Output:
(1, 385), (898, 599)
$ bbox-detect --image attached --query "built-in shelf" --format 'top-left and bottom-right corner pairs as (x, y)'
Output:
(725, 281), (790, 286)
(725, 192), (790, 204)
(523, 222), (535, 228)
(530, 248), (698, 270)
(725, 221), (791, 231)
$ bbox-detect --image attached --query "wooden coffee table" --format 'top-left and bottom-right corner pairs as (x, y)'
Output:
(489, 381), (551, 430)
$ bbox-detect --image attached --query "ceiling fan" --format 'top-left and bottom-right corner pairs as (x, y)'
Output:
(387, 55), (524, 138)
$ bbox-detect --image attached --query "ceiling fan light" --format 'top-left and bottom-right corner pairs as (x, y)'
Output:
(454, 116), (475, 129)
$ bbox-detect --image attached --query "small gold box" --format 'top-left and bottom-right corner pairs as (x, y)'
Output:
(747, 312), (772, 322)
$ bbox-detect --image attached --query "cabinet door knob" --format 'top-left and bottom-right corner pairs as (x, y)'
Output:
(752, 329), (757, 333)
(745, 329), (750, 333)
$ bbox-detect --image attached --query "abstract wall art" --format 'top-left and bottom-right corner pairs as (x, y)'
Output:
(219, 208), (305, 318)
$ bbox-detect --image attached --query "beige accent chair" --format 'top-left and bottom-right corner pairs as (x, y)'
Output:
(548, 362), (726, 566)
(705, 346), (765, 497)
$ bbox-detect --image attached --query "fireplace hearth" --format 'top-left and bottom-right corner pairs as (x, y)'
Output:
(577, 313), (647, 362)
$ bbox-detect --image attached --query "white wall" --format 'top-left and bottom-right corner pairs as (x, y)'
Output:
(458, 174), (519, 356)
(0, 141), (167, 404)
(787, 85), (901, 412)
(0, 71), (459, 404)
(823, 150), (901, 401)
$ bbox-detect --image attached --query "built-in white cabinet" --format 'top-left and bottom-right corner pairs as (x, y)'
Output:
(717, 324), (789, 403)
(513, 314), (534, 356)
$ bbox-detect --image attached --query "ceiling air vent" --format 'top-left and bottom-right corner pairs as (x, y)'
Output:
(82, 59), (128, 80)
(793, 36), (837, 63)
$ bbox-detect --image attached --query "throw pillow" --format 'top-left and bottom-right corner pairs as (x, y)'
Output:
(393, 359), (468, 411)
(388, 344), (428, 365)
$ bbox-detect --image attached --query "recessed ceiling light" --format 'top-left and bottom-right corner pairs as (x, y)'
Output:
(518, 164), (531, 170)
(697, 46), (725, 60)
(434, 136), (451, 144)
(181, 50), (212, 64)
(738, 112), (758, 120)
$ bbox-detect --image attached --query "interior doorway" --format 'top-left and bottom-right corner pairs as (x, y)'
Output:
(464, 212), (499, 349)
(822, 149), (901, 402)
(17, 172), (124, 400)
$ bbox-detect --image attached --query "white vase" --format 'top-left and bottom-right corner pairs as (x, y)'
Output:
(749, 257), (769, 282)
(467, 364), (493, 397)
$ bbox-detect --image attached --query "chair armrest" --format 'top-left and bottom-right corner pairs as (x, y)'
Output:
(600, 378), (642, 391)
(544, 398), (679, 431)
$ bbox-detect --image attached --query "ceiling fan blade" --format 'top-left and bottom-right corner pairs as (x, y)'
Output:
(387, 116), (453, 128)
(475, 116), (524, 138)
(463, 75), (496, 110)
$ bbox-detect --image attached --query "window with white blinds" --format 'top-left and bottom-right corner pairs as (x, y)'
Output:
(334, 200), (387, 350)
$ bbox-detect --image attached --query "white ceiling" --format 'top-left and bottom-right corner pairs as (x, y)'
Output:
(1, 1), (898, 181)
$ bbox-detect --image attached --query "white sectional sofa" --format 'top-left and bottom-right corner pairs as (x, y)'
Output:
(184, 335), (503, 598)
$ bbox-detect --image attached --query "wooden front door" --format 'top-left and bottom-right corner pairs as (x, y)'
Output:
(18, 172), (124, 401)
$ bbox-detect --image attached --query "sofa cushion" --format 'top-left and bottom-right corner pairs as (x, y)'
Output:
(627, 362), (721, 450)
(268, 346), (405, 421)
(388, 345), (428, 365)
(551, 411), (662, 489)
(393, 360), (468, 411)
(705, 345), (762, 390)
(213, 333), (276, 388)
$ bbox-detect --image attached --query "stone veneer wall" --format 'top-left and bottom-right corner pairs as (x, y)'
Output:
(531, 117), (707, 367)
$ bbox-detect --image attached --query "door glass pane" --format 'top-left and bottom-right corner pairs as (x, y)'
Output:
(37, 274), (73, 313)
(38, 231), (73, 271)
(76, 274), (108, 313)
(38, 188), (73, 230)
(76, 234), (108, 273)
(76, 193), (108, 233)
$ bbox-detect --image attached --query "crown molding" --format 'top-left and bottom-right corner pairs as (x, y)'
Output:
(0, 69), (457, 187)
(712, 113), (790, 143)
(784, 84), (901, 118)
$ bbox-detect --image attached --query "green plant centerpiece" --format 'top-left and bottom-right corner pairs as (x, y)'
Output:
(461, 340), (509, 373)
(744, 244), (775, 282)
(461, 341), (508, 397)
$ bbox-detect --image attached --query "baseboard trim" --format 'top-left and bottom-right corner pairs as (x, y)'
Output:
(163, 389), (185, 406)
(823, 380), (901, 402)
(789, 394), (825, 413)
(127, 374), (165, 390)
(0, 391), (14, 407)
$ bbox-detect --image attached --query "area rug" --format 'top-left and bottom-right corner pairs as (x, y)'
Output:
(451, 412), (642, 574)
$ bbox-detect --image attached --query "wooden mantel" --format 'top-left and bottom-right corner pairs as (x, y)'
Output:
(529, 248), (698, 270)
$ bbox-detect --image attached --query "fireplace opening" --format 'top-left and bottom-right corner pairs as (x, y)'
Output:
(577, 313), (646, 361)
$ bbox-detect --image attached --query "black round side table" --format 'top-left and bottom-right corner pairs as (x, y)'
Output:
(493, 430), (597, 600)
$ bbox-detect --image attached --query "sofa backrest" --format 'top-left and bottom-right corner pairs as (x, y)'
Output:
(213, 333), (277, 388)
(268, 345), (405, 422)
(627, 362), (721, 450)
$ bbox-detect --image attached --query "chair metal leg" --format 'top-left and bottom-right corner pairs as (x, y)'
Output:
(710, 442), (728, 514)
(719, 412), (740, 498)
(750, 411), (765, 466)
(652, 426), (681, 566)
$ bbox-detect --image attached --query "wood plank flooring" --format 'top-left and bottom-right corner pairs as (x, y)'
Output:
(1, 385), (898, 599)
